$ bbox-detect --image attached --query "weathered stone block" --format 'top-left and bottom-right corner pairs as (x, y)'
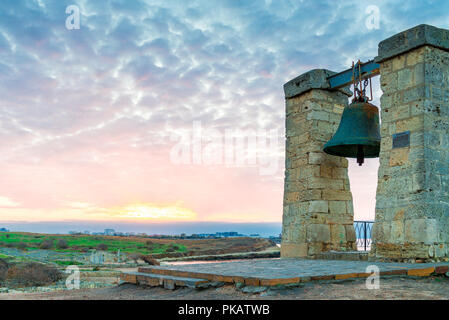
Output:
(330, 224), (346, 244)
(434, 244), (447, 258)
(306, 110), (330, 121)
(380, 71), (398, 91)
(308, 152), (342, 166)
(407, 48), (425, 66)
(283, 69), (351, 98)
(372, 222), (391, 244)
(398, 68), (413, 88)
(392, 55), (406, 71)
(306, 224), (330, 243)
(322, 190), (352, 201)
(329, 201), (346, 214)
(286, 224), (307, 243)
(389, 147), (409, 166)
(284, 192), (299, 203)
(332, 167), (348, 179)
(308, 200), (328, 213)
(346, 201), (354, 214)
(345, 224), (356, 242)
(280, 243), (308, 258)
(390, 220), (404, 243)
(404, 219), (438, 244)
(308, 177), (343, 190)
(376, 24), (449, 63)
(298, 165), (320, 179)
(396, 115), (424, 132)
(320, 165), (333, 178)
(392, 105), (410, 121)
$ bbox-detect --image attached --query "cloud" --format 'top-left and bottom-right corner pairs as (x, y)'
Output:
(0, 196), (20, 208)
(0, 0), (447, 222)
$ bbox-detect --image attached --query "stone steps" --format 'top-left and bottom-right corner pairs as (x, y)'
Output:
(120, 271), (212, 290)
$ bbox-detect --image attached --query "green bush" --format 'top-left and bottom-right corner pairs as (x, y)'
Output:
(97, 243), (108, 251)
(15, 242), (28, 250)
(54, 260), (82, 266)
(0, 258), (9, 284)
(5, 262), (63, 287)
(40, 239), (54, 249)
(56, 239), (69, 249)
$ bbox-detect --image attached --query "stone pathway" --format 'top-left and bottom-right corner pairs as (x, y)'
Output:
(127, 258), (449, 286)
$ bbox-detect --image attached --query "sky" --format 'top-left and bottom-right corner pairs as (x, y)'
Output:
(0, 0), (448, 230)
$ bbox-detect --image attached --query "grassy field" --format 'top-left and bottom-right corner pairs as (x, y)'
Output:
(0, 232), (277, 259)
(0, 232), (186, 255)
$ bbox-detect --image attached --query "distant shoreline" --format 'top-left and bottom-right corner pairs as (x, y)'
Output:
(0, 221), (283, 238)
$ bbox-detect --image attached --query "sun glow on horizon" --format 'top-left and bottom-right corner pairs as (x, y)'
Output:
(115, 204), (197, 220)
(0, 198), (280, 223)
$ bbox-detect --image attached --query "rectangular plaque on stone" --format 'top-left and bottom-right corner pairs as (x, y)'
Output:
(392, 131), (410, 149)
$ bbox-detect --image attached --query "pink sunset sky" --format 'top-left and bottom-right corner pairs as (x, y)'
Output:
(0, 0), (446, 227)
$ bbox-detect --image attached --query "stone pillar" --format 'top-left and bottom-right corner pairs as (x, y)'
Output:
(371, 24), (449, 262)
(281, 69), (357, 258)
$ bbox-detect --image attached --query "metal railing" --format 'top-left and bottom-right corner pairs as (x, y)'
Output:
(353, 221), (374, 251)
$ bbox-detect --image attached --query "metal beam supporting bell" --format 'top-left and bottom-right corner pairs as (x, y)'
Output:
(323, 100), (381, 166)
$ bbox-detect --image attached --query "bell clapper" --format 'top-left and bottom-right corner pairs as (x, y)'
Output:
(356, 145), (364, 166)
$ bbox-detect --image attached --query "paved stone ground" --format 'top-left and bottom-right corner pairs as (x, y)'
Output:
(144, 258), (449, 279)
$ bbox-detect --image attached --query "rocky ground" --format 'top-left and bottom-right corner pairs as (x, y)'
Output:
(1, 275), (448, 300)
(0, 270), (120, 295)
(0, 247), (88, 262)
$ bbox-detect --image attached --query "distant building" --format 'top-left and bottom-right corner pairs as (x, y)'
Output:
(104, 229), (115, 236)
(196, 233), (215, 238)
(249, 234), (260, 237)
(215, 231), (243, 238)
(83, 230), (90, 235)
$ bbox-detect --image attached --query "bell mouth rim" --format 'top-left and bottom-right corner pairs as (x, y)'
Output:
(323, 143), (380, 158)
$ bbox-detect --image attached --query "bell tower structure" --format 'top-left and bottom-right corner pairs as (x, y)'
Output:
(281, 24), (449, 261)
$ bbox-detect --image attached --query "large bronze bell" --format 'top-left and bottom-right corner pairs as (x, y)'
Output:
(323, 99), (381, 166)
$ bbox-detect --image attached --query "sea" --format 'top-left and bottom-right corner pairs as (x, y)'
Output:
(0, 221), (282, 238)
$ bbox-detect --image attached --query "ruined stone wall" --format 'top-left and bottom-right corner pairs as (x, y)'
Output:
(371, 45), (449, 261)
(281, 87), (357, 258)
